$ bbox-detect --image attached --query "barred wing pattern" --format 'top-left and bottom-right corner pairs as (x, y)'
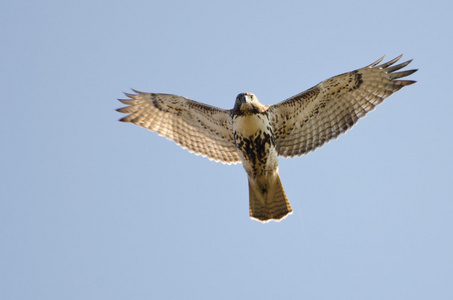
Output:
(269, 55), (417, 157)
(117, 92), (241, 164)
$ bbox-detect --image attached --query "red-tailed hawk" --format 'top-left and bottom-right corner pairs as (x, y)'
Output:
(117, 55), (417, 223)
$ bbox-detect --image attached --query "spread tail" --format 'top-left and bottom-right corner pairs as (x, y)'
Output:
(248, 172), (293, 223)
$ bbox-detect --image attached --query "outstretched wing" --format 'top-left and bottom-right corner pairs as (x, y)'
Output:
(117, 91), (241, 164)
(269, 55), (417, 157)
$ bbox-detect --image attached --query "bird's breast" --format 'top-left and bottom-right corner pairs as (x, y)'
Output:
(232, 113), (278, 177)
(232, 114), (270, 136)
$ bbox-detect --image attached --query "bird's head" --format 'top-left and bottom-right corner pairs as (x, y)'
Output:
(233, 93), (266, 114)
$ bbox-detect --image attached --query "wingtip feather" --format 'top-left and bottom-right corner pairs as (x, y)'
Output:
(118, 99), (135, 105)
(378, 54), (404, 69)
(367, 55), (386, 68)
(398, 80), (417, 86)
(131, 88), (143, 94)
(388, 69), (418, 79)
(118, 116), (130, 122)
(124, 92), (136, 99)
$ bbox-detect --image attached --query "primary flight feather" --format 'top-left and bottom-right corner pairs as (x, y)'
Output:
(117, 55), (417, 223)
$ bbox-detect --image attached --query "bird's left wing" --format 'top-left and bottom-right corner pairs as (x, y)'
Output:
(268, 55), (417, 157)
(117, 91), (241, 164)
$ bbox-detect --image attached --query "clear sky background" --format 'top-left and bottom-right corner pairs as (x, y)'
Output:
(1, 0), (452, 299)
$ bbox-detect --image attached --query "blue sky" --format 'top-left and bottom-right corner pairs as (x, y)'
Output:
(1, 0), (452, 299)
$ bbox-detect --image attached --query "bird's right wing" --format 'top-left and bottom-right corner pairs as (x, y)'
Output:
(117, 91), (241, 164)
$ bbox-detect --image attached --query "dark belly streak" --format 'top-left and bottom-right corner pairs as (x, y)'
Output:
(233, 129), (275, 177)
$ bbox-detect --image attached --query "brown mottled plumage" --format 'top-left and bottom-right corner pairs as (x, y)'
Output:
(117, 55), (417, 223)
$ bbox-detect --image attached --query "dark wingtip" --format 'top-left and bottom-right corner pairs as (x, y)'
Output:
(403, 80), (417, 85)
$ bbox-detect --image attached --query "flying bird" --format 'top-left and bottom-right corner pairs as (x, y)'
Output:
(117, 55), (417, 223)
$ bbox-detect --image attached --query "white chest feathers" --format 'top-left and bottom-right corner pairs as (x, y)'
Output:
(232, 114), (271, 137)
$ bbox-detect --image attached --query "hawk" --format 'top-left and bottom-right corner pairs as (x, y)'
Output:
(117, 55), (417, 223)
